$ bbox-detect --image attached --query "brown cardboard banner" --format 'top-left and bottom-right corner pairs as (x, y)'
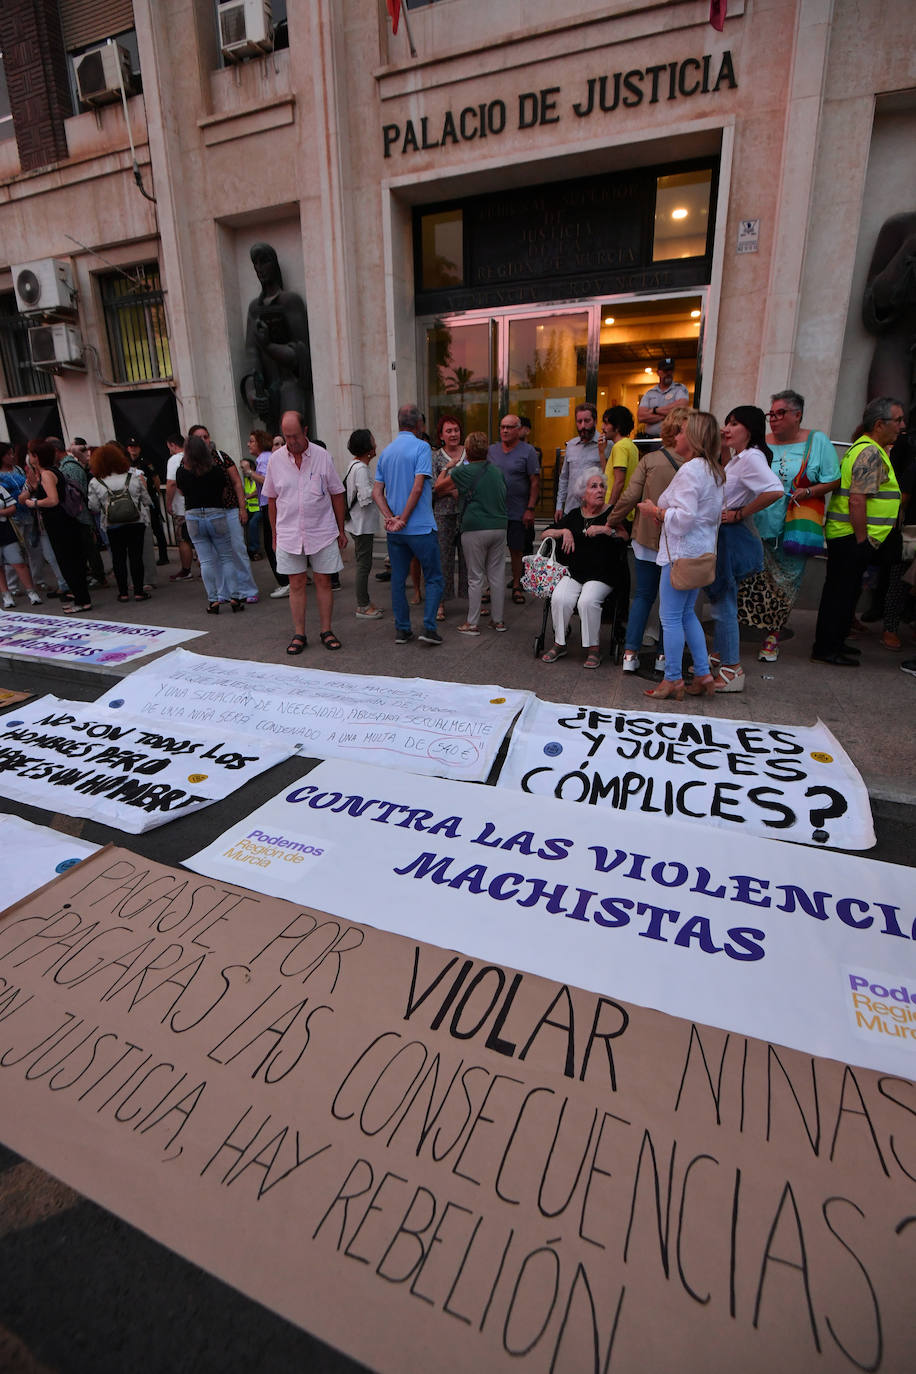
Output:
(0, 849), (911, 1372)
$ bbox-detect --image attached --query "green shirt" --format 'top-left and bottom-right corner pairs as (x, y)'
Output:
(452, 461), (507, 532)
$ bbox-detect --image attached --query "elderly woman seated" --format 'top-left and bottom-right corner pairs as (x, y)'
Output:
(539, 466), (627, 668)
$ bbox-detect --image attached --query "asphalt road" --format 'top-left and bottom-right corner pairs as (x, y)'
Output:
(0, 658), (912, 1374)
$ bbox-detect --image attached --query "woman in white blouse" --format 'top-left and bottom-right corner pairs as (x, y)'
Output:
(637, 411), (724, 700)
(708, 406), (783, 691)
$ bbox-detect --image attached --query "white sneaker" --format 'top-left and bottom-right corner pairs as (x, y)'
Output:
(27, 590), (43, 605)
(622, 651), (639, 673)
(654, 653), (666, 673)
(270, 584), (291, 598)
(1, 593), (14, 609)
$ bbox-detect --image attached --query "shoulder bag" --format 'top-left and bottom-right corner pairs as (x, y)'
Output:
(663, 523), (716, 591)
(781, 432), (825, 556)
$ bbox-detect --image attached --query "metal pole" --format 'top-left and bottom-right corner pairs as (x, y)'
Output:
(399, 3), (418, 58)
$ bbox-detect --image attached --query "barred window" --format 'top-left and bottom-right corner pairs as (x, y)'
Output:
(100, 263), (172, 384)
(0, 294), (51, 398)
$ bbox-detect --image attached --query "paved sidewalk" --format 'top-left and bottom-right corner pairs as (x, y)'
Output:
(2, 546), (914, 803)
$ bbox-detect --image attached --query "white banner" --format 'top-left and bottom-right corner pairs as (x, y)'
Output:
(186, 759), (915, 1076)
(496, 698), (874, 850)
(0, 814), (99, 912)
(0, 612), (202, 667)
(93, 649), (530, 783)
(0, 697), (292, 833)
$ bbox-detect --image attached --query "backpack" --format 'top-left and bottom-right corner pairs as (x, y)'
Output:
(57, 470), (84, 519)
(100, 476), (141, 526)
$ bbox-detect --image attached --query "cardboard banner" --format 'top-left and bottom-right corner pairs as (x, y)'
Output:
(0, 613), (202, 668)
(93, 649), (530, 783)
(0, 696), (292, 833)
(496, 699), (874, 850)
(0, 689), (32, 707)
(186, 759), (914, 1077)
(0, 814), (99, 911)
(0, 850), (910, 1372)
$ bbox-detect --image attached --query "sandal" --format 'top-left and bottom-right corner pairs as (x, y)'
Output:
(644, 679), (685, 700)
(62, 602), (93, 614)
(436, 607), (446, 622)
(117, 594), (130, 603)
(286, 633), (307, 655)
(511, 587), (526, 605)
(456, 623), (480, 635)
(685, 673), (716, 696)
(583, 652), (601, 669)
(206, 602), (220, 615)
(320, 630), (342, 650)
(134, 591), (151, 601)
(713, 665), (745, 693)
(541, 645), (568, 663)
(230, 598), (245, 613)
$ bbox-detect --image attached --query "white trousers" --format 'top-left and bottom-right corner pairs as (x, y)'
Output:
(551, 575), (613, 647)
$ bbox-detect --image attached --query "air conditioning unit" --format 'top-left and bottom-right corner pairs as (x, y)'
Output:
(13, 259), (76, 315)
(218, 0), (273, 60)
(29, 324), (84, 368)
(74, 41), (135, 107)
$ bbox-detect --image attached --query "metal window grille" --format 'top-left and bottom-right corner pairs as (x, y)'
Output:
(0, 294), (52, 397)
(101, 263), (172, 384)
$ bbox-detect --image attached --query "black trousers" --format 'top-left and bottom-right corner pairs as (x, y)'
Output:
(261, 508), (288, 586)
(108, 523), (147, 596)
(813, 535), (871, 656)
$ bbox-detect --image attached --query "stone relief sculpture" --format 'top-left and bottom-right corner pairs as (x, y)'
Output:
(862, 210), (916, 409)
(240, 242), (314, 435)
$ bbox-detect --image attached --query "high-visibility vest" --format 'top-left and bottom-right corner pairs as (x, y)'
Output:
(824, 436), (900, 545)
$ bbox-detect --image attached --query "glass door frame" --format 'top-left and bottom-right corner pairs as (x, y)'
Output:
(418, 286), (710, 431)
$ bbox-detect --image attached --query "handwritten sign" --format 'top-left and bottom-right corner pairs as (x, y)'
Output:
(496, 699), (873, 849)
(0, 814), (99, 911)
(0, 849), (910, 1372)
(93, 649), (529, 783)
(0, 613), (201, 668)
(0, 696), (292, 833)
(187, 759), (913, 1077)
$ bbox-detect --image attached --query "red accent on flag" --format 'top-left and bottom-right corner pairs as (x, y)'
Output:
(387, 0), (402, 34)
(709, 0), (727, 30)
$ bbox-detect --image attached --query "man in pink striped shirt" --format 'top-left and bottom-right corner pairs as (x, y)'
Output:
(263, 410), (347, 654)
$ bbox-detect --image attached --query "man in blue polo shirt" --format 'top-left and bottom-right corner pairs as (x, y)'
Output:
(373, 403), (445, 645)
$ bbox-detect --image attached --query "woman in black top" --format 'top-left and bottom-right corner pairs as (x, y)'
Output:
(19, 441), (91, 612)
(539, 467), (626, 668)
(175, 436), (245, 614)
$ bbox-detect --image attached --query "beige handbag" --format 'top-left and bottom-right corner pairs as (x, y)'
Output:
(664, 526), (716, 590)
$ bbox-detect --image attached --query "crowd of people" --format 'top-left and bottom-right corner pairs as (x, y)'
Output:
(1, 387), (913, 686)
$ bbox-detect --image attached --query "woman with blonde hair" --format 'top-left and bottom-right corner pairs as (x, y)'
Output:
(608, 403), (690, 673)
(637, 411), (723, 700)
(88, 443), (152, 601)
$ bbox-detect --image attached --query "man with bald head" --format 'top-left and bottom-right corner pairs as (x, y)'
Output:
(262, 410), (346, 655)
(373, 403), (444, 645)
(488, 414), (540, 602)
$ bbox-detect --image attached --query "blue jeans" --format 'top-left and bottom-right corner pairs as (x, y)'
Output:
(387, 530), (444, 634)
(625, 555), (661, 653)
(219, 508), (259, 600)
(658, 565), (711, 681)
(186, 508), (240, 602)
(711, 580), (740, 664)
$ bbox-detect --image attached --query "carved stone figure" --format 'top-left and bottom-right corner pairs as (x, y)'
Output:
(240, 243), (314, 435)
(862, 210), (916, 409)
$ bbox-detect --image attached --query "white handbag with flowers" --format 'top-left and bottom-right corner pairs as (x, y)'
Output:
(521, 537), (569, 599)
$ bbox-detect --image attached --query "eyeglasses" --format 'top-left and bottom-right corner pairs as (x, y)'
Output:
(766, 409), (797, 420)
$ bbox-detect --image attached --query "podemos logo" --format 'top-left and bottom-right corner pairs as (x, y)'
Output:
(847, 971), (916, 1045)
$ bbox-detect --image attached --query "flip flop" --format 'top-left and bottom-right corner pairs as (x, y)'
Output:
(320, 630), (342, 650)
(286, 634), (307, 655)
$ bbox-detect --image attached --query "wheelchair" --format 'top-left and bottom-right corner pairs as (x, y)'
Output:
(532, 536), (630, 662)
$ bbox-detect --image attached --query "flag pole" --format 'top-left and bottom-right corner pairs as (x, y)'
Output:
(399, 3), (418, 58)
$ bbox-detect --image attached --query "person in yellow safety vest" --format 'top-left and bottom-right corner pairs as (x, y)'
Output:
(240, 456), (263, 560)
(811, 396), (905, 666)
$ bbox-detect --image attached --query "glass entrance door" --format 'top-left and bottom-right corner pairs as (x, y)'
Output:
(506, 310), (589, 517)
(424, 318), (496, 441)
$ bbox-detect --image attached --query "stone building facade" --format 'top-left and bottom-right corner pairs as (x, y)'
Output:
(0, 0), (913, 498)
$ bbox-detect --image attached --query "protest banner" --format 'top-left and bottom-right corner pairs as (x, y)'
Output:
(496, 698), (874, 850)
(0, 613), (201, 668)
(186, 759), (914, 1077)
(0, 696), (292, 833)
(93, 649), (530, 783)
(0, 849), (910, 1372)
(0, 814), (99, 911)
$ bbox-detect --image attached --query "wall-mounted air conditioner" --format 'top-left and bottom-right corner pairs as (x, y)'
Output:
(218, 0), (273, 60)
(13, 259), (76, 315)
(29, 324), (84, 368)
(75, 41), (135, 106)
